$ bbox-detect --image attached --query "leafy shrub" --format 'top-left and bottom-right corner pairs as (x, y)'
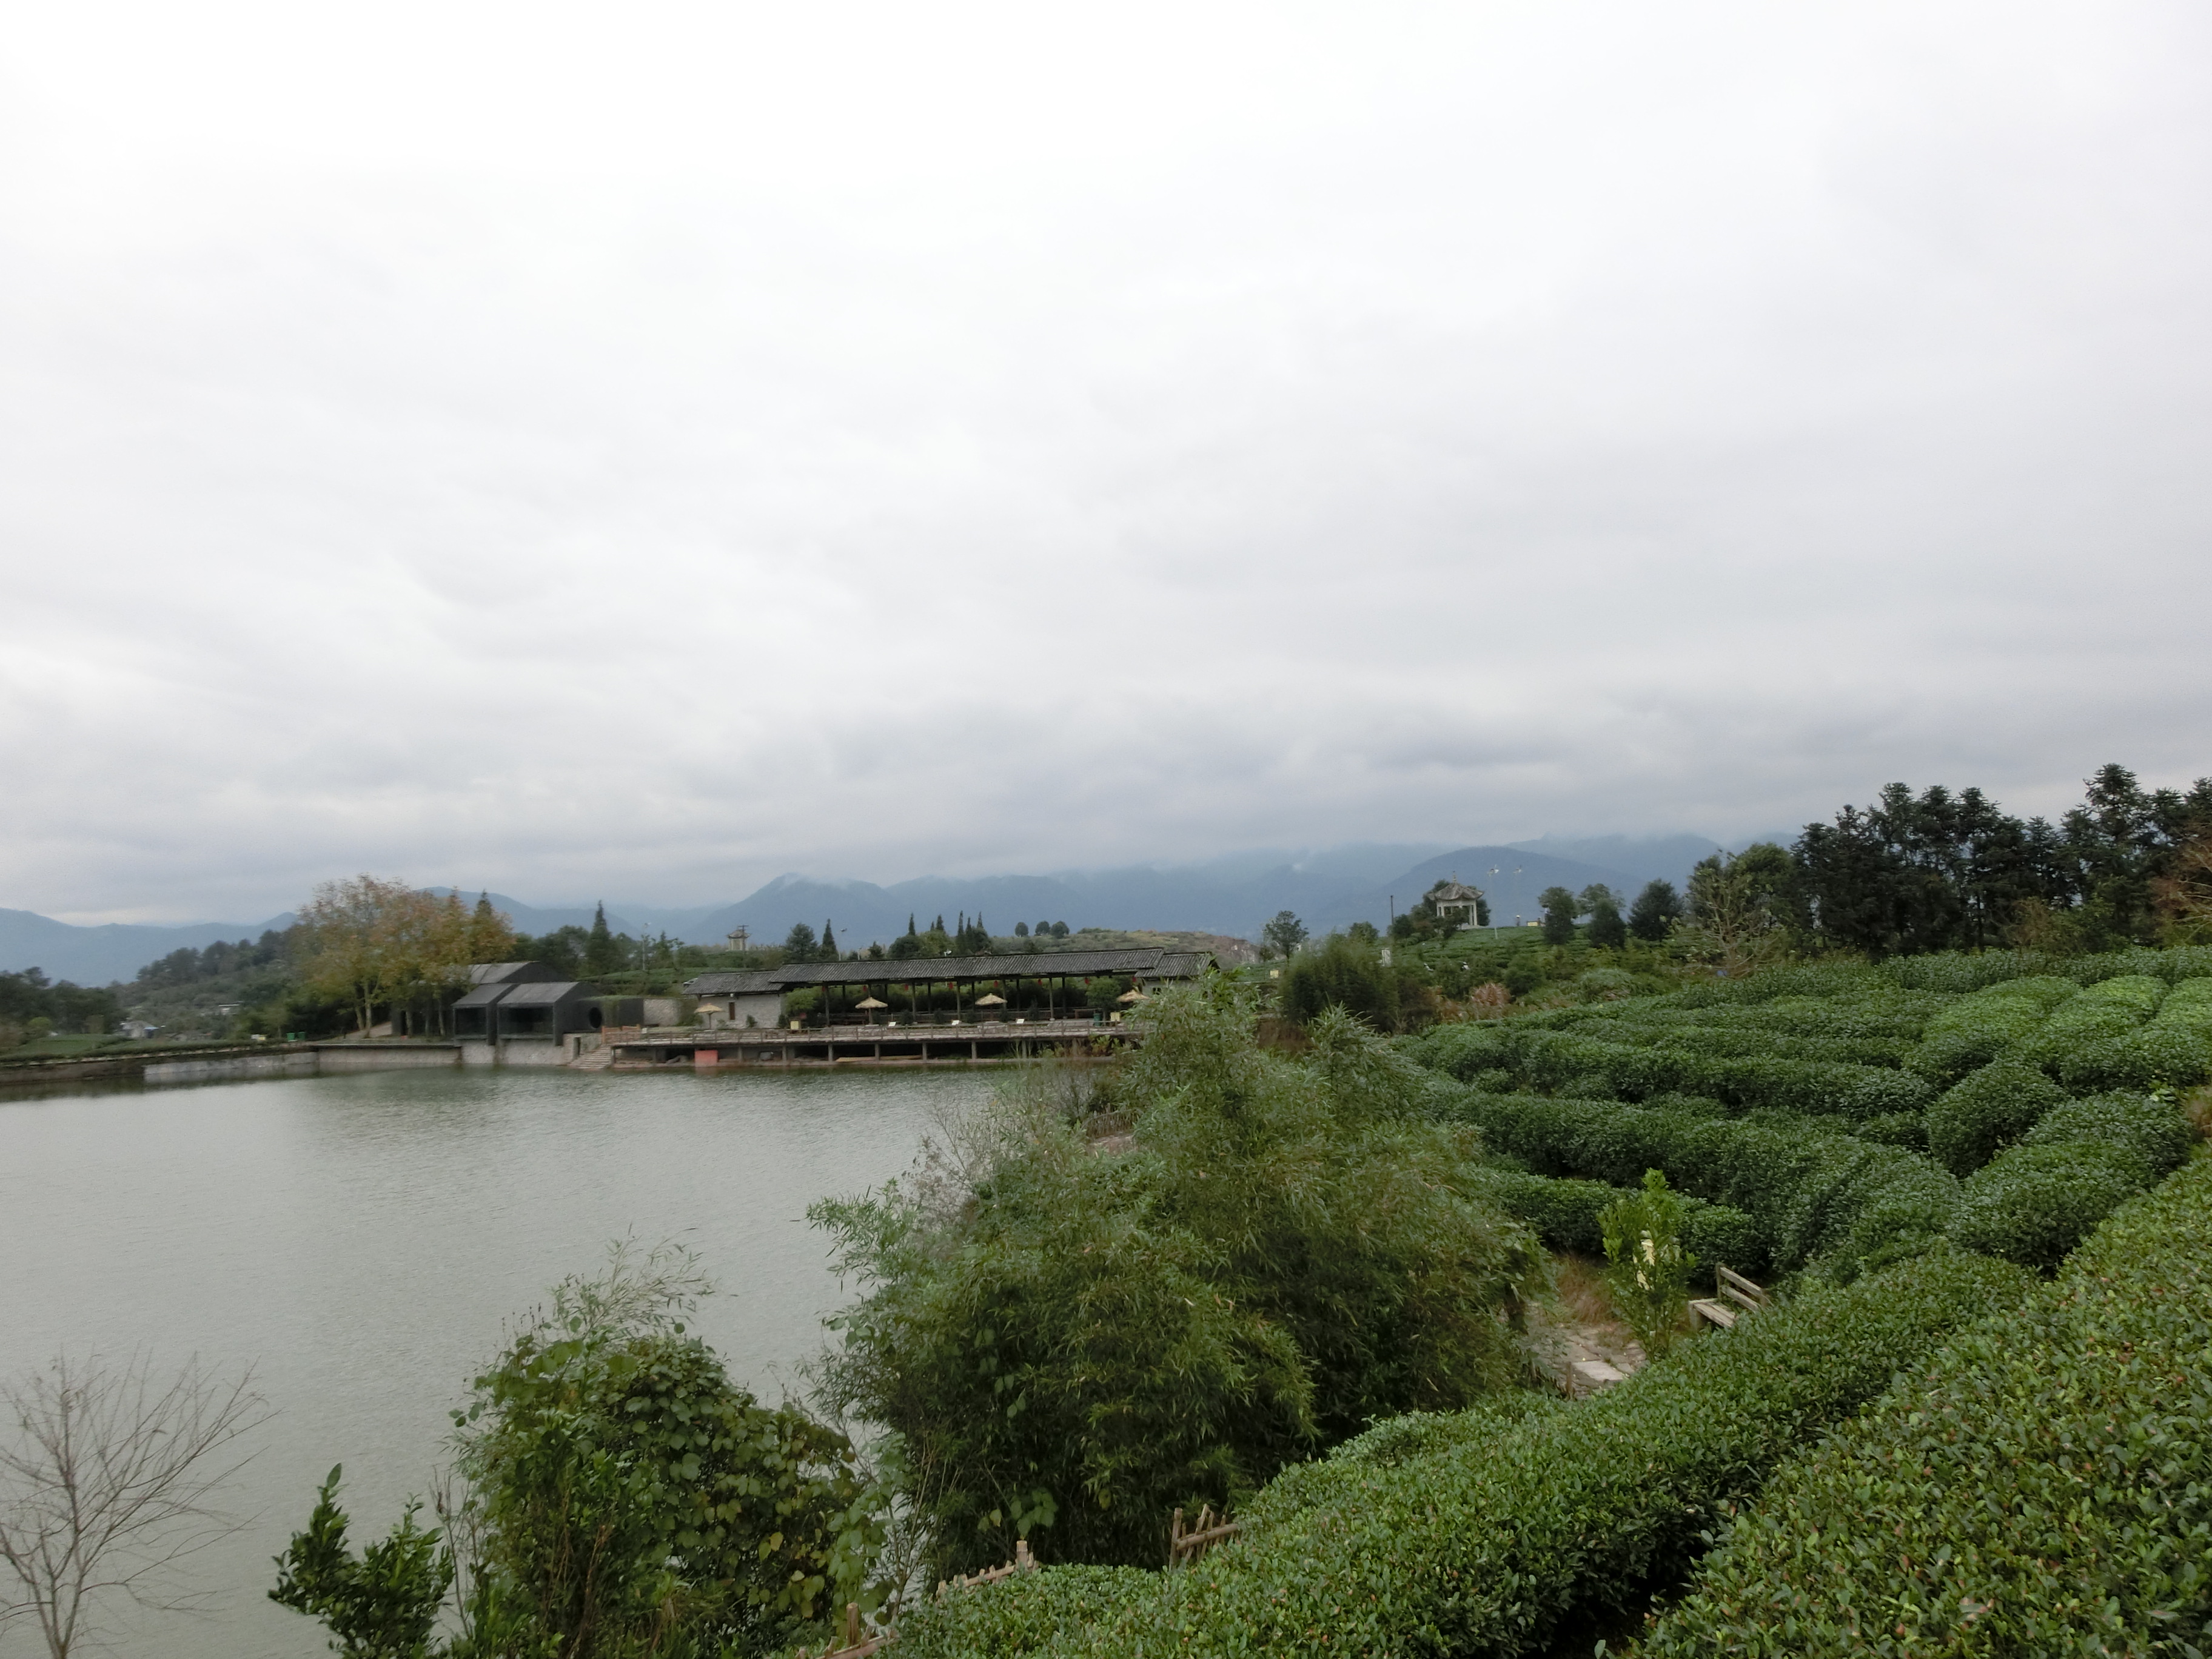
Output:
(1436, 1027), (1933, 1122)
(897, 1564), (1156, 1658)
(2066, 977), (2212, 1091)
(1277, 935), (1436, 1032)
(1640, 1151), (2212, 1657)
(897, 1249), (2028, 1659)
(1924, 1059), (2067, 1176)
(2007, 973), (2165, 1081)
(274, 1244), (886, 1659)
(1601, 1170), (1695, 1356)
(1879, 950), (2052, 993)
(812, 994), (1544, 1574)
(1678, 1202), (1762, 1276)
(272, 1468), (450, 1659)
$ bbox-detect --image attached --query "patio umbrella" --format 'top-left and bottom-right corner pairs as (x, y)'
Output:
(856, 997), (887, 1009)
(1116, 988), (1147, 1003)
(974, 993), (1007, 1007)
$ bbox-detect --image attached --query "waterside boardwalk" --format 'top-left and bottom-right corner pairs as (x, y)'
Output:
(602, 1016), (1128, 1068)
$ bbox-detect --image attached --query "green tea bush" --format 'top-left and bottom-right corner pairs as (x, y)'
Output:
(1852, 1111), (1928, 1150)
(1426, 1027), (1932, 1122)
(1923, 1059), (2068, 1175)
(2008, 973), (2165, 1082)
(2066, 976), (2212, 1091)
(897, 1249), (2028, 1659)
(2020, 1087), (2196, 1174)
(1566, 1017), (1917, 1069)
(1438, 1093), (1957, 1277)
(1237, 1395), (1552, 1531)
(1945, 1085), (2189, 1269)
(897, 1564), (1156, 1658)
(1906, 978), (2074, 1086)
(1946, 1142), (2154, 1271)
(1638, 1152), (2212, 1657)
(1879, 951), (2049, 993)
(1670, 962), (1892, 1006)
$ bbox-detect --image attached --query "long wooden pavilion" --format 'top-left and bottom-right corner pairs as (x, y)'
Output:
(626, 946), (1213, 1068)
(685, 946), (1210, 1029)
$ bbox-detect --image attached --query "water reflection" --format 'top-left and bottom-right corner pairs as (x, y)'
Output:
(0, 1065), (981, 1659)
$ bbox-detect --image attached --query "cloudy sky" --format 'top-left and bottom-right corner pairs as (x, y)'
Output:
(4, 1), (2209, 923)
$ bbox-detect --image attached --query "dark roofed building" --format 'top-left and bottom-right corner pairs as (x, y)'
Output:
(469, 960), (567, 988)
(454, 962), (635, 1059)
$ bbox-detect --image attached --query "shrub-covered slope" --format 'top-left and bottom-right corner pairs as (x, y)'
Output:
(895, 1248), (2029, 1659)
(1640, 1150), (2212, 1657)
(1412, 948), (2208, 1277)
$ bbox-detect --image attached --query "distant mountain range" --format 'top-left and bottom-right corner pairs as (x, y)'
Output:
(5, 833), (1775, 984)
(0, 908), (295, 987)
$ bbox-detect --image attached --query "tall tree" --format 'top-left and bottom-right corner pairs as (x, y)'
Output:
(821, 920), (838, 958)
(1261, 910), (1309, 959)
(466, 893), (517, 964)
(1627, 879), (1683, 942)
(1678, 846), (1795, 976)
(784, 922), (819, 960)
(1537, 886), (1578, 947)
(300, 875), (457, 1036)
(583, 903), (623, 978)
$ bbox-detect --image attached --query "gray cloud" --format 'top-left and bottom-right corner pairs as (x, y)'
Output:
(3, 1), (2209, 921)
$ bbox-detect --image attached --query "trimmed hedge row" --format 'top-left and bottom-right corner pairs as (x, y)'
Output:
(1948, 1089), (2196, 1269)
(1436, 1091), (1958, 1277)
(2046, 974), (2212, 1093)
(1411, 1024), (1934, 1123)
(1569, 1000), (1937, 1041)
(1906, 977), (2076, 1087)
(1638, 1151), (2212, 1657)
(893, 1250), (2031, 1659)
(1558, 1016), (1919, 1070)
(2009, 973), (2165, 1091)
(1924, 1058), (2068, 1176)
(1461, 1167), (1764, 1278)
(1877, 944), (2212, 993)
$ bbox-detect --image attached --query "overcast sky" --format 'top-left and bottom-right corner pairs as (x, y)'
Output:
(4, 1), (2209, 923)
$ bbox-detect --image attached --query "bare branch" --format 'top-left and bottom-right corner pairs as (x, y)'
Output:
(0, 1352), (271, 1658)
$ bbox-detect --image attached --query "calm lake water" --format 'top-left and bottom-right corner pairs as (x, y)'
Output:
(0, 1065), (988, 1659)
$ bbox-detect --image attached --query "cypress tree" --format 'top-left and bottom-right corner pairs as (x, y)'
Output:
(584, 903), (622, 977)
(821, 920), (837, 957)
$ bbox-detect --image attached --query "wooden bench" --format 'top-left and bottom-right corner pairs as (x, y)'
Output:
(1690, 1263), (1768, 1330)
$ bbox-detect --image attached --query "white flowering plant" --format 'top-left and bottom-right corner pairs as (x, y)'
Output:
(1599, 1168), (1696, 1356)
